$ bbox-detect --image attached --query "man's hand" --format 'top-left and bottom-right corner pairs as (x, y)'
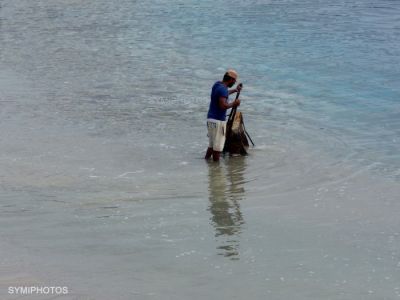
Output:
(233, 99), (241, 107)
(236, 83), (243, 93)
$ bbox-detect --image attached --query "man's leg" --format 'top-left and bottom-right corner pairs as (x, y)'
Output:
(205, 147), (213, 159)
(212, 121), (225, 162)
(212, 151), (221, 162)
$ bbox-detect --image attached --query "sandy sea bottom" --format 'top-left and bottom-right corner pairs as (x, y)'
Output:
(1, 86), (400, 299)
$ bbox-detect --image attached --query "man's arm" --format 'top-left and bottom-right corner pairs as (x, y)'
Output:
(219, 97), (240, 110)
(228, 83), (242, 95)
(228, 88), (238, 95)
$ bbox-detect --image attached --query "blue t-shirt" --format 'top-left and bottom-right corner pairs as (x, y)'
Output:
(207, 81), (229, 121)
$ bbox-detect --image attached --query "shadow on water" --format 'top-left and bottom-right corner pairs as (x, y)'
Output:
(207, 157), (247, 260)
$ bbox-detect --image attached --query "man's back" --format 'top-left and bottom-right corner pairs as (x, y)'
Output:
(207, 81), (229, 121)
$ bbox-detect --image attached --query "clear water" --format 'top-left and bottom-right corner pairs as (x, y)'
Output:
(1, 0), (400, 299)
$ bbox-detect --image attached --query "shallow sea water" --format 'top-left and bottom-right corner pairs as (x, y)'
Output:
(1, 0), (400, 299)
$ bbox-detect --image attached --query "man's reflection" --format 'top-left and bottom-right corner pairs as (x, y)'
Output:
(207, 158), (246, 259)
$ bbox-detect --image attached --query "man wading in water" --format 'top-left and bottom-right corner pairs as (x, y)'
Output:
(205, 69), (242, 161)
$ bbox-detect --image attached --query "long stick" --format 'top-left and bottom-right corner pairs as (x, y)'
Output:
(227, 84), (242, 121)
(224, 86), (241, 154)
(243, 123), (255, 147)
(229, 84), (255, 147)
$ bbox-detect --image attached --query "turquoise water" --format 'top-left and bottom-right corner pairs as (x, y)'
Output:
(1, 0), (400, 299)
(1, 0), (399, 176)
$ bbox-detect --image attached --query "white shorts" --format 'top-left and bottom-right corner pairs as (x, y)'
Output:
(207, 119), (226, 152)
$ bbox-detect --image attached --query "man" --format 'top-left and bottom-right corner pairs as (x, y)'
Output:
(205, 69), (242, 161)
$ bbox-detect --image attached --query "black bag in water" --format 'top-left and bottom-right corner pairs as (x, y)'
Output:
(223, 108), (250, 156)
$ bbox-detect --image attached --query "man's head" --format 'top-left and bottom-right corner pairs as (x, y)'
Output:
(223, 69), (238, 88)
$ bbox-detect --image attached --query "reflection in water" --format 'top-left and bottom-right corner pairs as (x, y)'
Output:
(207, 158), (246, 259)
